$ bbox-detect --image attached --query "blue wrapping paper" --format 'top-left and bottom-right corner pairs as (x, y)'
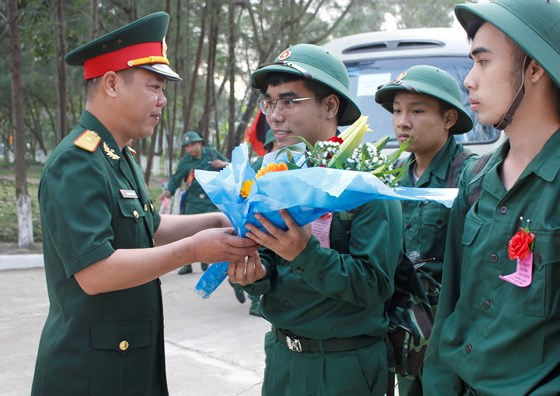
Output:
(193, 142), (458, 298)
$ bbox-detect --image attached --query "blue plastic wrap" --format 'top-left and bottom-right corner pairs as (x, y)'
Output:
(194, 262), (229, 299)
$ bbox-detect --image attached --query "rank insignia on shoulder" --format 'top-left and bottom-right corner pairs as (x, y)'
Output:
(74, 130), (101, 152)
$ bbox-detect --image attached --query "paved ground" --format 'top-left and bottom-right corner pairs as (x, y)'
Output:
(0, 258), (270, 396)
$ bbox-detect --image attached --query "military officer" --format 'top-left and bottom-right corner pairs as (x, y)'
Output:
(228, 43), (403, 395)
(423, 1), (560, 394)
(31, 12), (257, 396)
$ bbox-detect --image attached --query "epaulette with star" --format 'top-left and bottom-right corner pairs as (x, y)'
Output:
(74, 130), (101, 152)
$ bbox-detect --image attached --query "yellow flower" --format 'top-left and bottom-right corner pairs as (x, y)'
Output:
(255, 162), (288, 179)
(240, 162), (289, 199)
(240, 179), (255, 198)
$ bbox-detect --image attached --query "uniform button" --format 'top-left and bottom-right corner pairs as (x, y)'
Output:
(499, 205), (508, 215)
(536, 253), (542, 263)
(489, 253), (499, 263)
(465, 344), (472, 353)
(482, 300), (490, 309)
(119, 340), (129, 351)
(133, 210), (139, 219)
(150, 203), (155, 212)
(405, 223), (412, 230)
(295, 267), (304, 273)
(436, 219), (443, 225)
(144, 204), (148, 212)
(282, 300), (290, 307)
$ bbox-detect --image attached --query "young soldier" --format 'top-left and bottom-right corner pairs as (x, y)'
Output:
(375, 65), (476, 394)
(31, 13), (257, 395)
(228, 43), (403, 395)
(424, 1), (560, 394)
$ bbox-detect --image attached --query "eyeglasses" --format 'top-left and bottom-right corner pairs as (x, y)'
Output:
(258, 96), (322, 115)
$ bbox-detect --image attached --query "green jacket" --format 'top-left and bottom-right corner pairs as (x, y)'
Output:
(246, 199), (402, 338)
(245, 199), (402, 395)
(166, 146), (228, 214)
(424, 131), (560, 395)
(32, 111), (167, 396)
(398, 136), (477, 284)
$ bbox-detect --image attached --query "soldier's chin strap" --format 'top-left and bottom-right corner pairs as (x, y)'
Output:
(494, 55), (531, 131)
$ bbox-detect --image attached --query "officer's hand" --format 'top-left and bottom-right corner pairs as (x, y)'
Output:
(228, 251), (266, 285)
(191, 228), (259, 263)
(245, 210), (311, 261)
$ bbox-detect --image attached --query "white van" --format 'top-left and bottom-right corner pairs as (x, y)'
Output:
(323, 28), (503, 155)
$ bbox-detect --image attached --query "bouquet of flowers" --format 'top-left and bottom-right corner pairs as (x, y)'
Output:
(194, 116), (458, 297)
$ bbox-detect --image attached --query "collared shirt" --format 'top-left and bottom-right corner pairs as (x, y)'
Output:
(244, 199), (403, 339)
(32, 111), (166, 396)
(424, 130), (560, 395)
(399, 137), (476, 283)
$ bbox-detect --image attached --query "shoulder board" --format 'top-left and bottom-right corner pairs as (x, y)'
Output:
(74, 130), (101, 152)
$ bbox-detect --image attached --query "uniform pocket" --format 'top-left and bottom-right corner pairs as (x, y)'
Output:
(115, 198), (146, 248)
(509, 231), (560, 317)
(89, 319), (151, 395)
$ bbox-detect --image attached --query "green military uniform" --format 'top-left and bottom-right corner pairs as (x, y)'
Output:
(399, 136), (476, 285)
(375, 64), (476, 396)
(244, 200), (403, 396)
(32, 112), (167, 395)
(425, 133), (560, 395)
(424, 0), (560, 394)
(32, 12), (181, 395)
(166, 145), (227, 214)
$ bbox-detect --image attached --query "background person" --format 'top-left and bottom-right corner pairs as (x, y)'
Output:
(375, 65), (476, 396)
(424, 0), (560, 394)
(31, 13), (258, 396)
(229, 43), (403, 396)
(162, 130), (229, 274)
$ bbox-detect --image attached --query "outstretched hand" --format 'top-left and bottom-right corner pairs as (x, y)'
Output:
(191, 227), (259, 264)
(245, 210), (312, 261)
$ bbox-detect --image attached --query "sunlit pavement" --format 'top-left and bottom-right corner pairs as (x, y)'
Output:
(0, 260), (269, 396)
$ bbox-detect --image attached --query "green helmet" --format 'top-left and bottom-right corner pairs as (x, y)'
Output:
(455, 0), (560, 87)
(375, 65), (473, 135)
(251, 43), (361, 126)
(181, 131), (204, 146)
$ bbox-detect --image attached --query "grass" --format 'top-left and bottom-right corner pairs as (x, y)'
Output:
(0, 161), (167, 243)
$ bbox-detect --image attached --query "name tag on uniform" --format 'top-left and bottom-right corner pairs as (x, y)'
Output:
(120, 189), (138, 199)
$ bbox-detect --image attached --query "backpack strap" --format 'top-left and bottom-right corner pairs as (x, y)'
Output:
(466, 151), (494, 208)
(445, 149), (476, 188)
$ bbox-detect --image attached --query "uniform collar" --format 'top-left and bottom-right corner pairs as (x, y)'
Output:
(407, 136), (458, 184)
(528, 129), (560, 182)
(79, 111), (122, 166)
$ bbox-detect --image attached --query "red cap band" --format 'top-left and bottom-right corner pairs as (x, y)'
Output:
(83, 42), (165, 79)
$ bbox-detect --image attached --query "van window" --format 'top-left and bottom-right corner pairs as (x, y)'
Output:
(345, 56), (500, 147)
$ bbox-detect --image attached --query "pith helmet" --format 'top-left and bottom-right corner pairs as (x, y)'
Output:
(375, 65), (473, 134)
(251, 43), (361, 125)
(455, 0), (560, 87)
(181, 131), (204, 146)
(65, 12), (181, 82)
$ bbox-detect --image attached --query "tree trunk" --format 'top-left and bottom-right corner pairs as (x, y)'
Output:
(7, 0), (34, 247)
(52, 0), (68, 143)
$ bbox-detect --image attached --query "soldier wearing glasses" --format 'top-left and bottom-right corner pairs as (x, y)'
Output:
(228, 43), (403, 396)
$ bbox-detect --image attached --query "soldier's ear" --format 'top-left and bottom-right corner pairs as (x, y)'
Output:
(101, 71), (119, 98)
